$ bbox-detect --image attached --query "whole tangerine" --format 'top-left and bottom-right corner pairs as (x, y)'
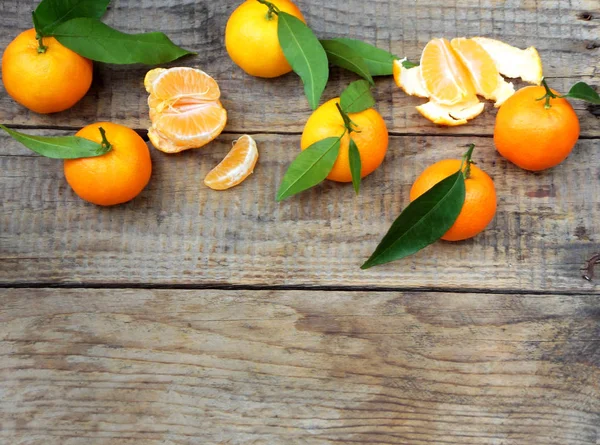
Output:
(64, 122), (152, 206)
(494, 85), (580, 171)
(301, 98), (389, 183)
(2, 29), (93, 114)
(410, 158), (497, 241)
(225, 0), (305, 78)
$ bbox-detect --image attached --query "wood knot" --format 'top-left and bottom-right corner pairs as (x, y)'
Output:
(585, 41), (600, 50)
(582, 254), (600, 281)
(577, 11), (593, 21)
(587, 103), (600, 117)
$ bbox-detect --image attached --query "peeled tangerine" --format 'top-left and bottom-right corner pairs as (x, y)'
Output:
(145, 67), (227, 153)
(393, 37), (543, 126)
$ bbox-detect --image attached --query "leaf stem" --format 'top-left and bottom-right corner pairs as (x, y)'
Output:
(535, 77), (560, 109)
(31, 11), (47, 54)
(98, 127), (112, 151)
(461, 144), (475, 179)
(256, 0), (280, 19)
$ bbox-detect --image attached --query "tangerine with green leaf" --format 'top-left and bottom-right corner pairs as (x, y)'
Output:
(64, 122), (152, 206)
(2, 29), (93, 114)
(494, 80), (580, 171)
(301, 98), (389, 183)
(410, 155), (496, 241)
(225, 0), (305, 78)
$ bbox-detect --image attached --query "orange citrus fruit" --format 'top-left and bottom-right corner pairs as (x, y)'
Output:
(420, 38), (475, 105)
(204, 135), (259, 190)
(301, 98), (388, 183)
(2, 29), (92, 114)
(410, 159), (497, 241)
(494, 86), (580, 171)
(64, 122), (152, 206)
(145, 67), (227, 153)
(225, 0), (305, 78)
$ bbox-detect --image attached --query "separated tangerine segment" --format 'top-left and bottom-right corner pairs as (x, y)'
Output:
(204, 135), (259, 190)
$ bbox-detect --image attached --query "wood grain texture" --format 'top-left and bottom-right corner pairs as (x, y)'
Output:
(0, 0), (598, 136)
(1, 288), (599, 444)
(2, 130), (598, 292)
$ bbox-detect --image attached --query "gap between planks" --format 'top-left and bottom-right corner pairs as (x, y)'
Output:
(0, 283), (596, 297)
(4, 126), (600, 141)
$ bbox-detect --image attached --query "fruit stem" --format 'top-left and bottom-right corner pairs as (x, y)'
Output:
(31, 11), (47, 54)
(536, 77), (560, 109)
(582, 253), (600, 281)
(98, 127), (112, 151)
(461, 144), (475, 179)
(256, 0), (280, 19)
(335, 102), (359, 134)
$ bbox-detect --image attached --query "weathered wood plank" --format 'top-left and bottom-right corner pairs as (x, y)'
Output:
(0, 288), (598, 444)
(0, 0), (598, 135)
(1, 130), (598, 292)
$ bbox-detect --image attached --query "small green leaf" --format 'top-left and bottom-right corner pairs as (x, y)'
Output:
(401, 58), (419, 69)
(277, 136), (341, 201)
(340, 79), (375, 113)
(361, 170), (466, 269)
(348, 138), (362, 194)
(35, 0), (110, 34)
(51, 17), (194, 65)
(329, 38), (397, 76)
(277, 12), (329, 110)
(565, 82), (600, 104)
(320, 39), (374, 85)
(0, 125), (110, 159)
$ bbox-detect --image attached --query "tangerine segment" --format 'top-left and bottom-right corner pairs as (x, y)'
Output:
(420, 38), (475, 105)
(151, 101), (227, 151)
(145, 67), (221, 103)
(471, 37), (543, 85)
(450, 37), (499, 99)
(410, 159), (496, 241)
(300, 98), (388, 183)
(204, 135), (259, 190)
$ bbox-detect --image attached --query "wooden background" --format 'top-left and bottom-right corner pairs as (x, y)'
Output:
(1, 0), (599, 444)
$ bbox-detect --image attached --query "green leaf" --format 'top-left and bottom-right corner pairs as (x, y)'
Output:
(401, 58), (419, 69)
(565, 82), (600, 104)
(348, 138), (362, 194)
(35, 0), (110, 34)
(277, 136), (341, 201)
(0, 125), (110, 159)
(329, 38), (396, 76)
(51, 17), (194, 65)
(340, 79), (375, 113)
(277, 12), (329, 110)
(320, 39), (374, 85)
(361, 170), (466, 269)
